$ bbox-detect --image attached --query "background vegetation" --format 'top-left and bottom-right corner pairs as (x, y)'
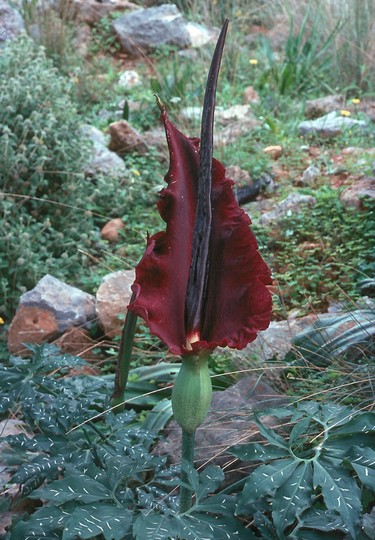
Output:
(0, 0), (374, 538)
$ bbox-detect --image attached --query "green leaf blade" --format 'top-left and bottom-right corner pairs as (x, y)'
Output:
(31, 473), (113, 504)
(313, 459), (361, 538)
(272, 461), (313, 534)
(237, 458), (298, 512)
(347, 445), (375, 491)
(62, 504), (132, 540)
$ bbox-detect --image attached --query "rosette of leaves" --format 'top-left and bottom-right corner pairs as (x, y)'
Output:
(0, 345), (252, 539)
(230, 401), (375, 539)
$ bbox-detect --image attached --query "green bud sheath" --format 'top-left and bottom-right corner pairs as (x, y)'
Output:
(172, 354), (212, 434)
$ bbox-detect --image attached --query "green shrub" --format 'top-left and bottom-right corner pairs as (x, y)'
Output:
(0, 36), (93, 313)
(255, 187), (375, 315)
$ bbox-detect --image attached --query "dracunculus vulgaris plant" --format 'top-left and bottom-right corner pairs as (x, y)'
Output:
(112, 20), (272, 512)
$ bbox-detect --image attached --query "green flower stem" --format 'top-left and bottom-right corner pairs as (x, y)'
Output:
(172, 354), (213, 513)
(111, 292), (137, 412)
(180, 428), (196, 513)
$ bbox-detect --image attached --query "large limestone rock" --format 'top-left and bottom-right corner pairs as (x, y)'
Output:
(299, 111), (367, 138)
(96, 270), (135, 337)
(181, 104), (252, 124)
(260, 193), (316, 225)
(340, 176), (375, 210)
(0, 0), (25, 44)
(8, 275), (96, 355)
(7, 307), (60, 355)
(181, 104), (260, 146)
(72, 0), (138, 25)
(305, 94), (345, 119)
(81, 124), (127, 179)
(113, 4), (213, 56)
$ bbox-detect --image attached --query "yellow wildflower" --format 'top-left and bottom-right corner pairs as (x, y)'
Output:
(249, 59), (258, 65)
(352, 98), (361, 105)
(0, 317), (4, 325)
(340, 110), (351, 117)
(133, 169), (141, 177)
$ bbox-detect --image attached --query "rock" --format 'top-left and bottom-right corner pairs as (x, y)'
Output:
(181, 104), (260, 145)
(72, 23), (92, 56)
(243, 85), (260, 104)
(143, 125), (169, 156)
(154, 375), (288, 472)
(292, 309), (375, 366)
(340, 176), (375, 210)
(108, 120), (148, 155)
(218, 116), (260, 145)
(263, 145), (283, 160)
(184, 20), (215, 48)
(182, 104), (252, 125)
(301, 164), (321, 184)
(96, 270), (135, 337)
(113, 4), (198, 55)
(81, 124), (127, 178)
(260, 193), (316, 225)
(298, 111), (367, 139)
(8, 306), (60, 355)
(55, 327), (95, 360)
(72, 0), (138, 25)
(7, 274), (96, 355)
(0, 0), (25, 44)
(101, 218), (125, 243)
(236, 315), (323, 365)
(16, 274), (96, 331)
(305, 94), (345, 119)
(118, 70), (141, 89)
(226, 165), (251, 184)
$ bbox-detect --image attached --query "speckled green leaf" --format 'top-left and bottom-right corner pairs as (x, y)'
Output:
(133, 511), (251, 540)
(347, 445), (375, 491)
(62, 504), (132, 540)
(272, 461), (313, 533)
(237, 458), (298, 511)
(313, 458), (361, 538)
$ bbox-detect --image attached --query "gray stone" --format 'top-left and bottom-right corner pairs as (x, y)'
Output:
(81, 124), (127, 178)
(236, 315), (327, 365)
(181, 104), (252, 124)
(305, 94), (345, 119)
(19, 274), (96, 332)
(118, 70), (141, 89)
(218, 116), (261, 146)
(108, 120), (148, 155)
(184, 20), (215, 48)
(96, 270), (135, 337)
(180, 104), (261, 145)
(0, 0), (25, 44)
(301, 164), (321, 185)
(112, 4), (212, 55)
(226, 165), (251, 185)
(340, 176), (375, 210)
(72, 0), (138, 25)
(260, 193), (316, 225)
(299, 111), (367, 139)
